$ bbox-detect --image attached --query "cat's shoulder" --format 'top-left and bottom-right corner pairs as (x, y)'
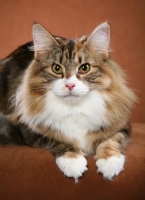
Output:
(0, 42), (34, 70)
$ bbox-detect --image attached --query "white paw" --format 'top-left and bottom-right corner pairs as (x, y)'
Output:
(96, 155), (125, 180)
(56, 155), (88, 182)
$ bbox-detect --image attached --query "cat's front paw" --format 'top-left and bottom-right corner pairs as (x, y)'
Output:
(96, 155), (125, 180)
(56, 155), (88, 182)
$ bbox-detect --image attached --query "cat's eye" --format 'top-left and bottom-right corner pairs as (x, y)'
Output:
(78, 63), (90, 74)
(51, 63), (63, 74)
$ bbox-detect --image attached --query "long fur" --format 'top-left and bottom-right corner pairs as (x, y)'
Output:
(0, 23), (136, 181)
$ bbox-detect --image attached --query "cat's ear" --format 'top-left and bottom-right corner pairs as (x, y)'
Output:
(32, 24), (59, 60)
(85, 22), (110, 57)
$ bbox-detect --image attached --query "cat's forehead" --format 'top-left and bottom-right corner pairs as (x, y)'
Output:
(54, 36), (90, 64)
(62, 39), (77, 60)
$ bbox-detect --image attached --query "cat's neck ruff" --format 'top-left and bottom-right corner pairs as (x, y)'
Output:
(22, 90), (108, 150)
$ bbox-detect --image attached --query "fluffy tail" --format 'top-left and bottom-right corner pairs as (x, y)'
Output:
(0, 113), (25, 145)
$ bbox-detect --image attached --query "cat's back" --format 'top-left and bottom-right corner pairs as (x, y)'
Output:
(0, 41), (34, 72)
(0, 42), (34, 114)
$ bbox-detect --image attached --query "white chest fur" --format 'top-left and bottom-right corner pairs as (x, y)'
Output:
(36, 90), (108, 151)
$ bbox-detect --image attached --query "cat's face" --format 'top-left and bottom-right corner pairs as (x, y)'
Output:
(15, 23), (136, 132)
(29, 23), (111, 104)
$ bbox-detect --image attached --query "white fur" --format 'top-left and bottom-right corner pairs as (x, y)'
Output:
(16, 75), (109, 151)
(56, 155), (88, 182)
(96, 155), (125, 180)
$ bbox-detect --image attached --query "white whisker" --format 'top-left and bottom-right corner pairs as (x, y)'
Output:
(28, 93), (47, 109)
(35, 101), (45, 114)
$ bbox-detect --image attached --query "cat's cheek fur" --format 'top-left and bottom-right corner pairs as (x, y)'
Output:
(96, 155), (125, 180)
(56, 155), (88, 182)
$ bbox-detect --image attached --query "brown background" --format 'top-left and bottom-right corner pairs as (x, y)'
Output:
(0, 0), (145, 123)
(0, 2), (145, 199)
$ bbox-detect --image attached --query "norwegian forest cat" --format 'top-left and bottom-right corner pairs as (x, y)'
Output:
(0, 22), (136, 181)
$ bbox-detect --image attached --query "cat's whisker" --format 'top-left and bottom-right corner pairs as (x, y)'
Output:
(35, 101), (45, 114)
(28, 93), (47, 109)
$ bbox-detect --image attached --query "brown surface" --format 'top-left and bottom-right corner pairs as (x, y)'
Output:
(0, 123), (145, 200)
(0, 0), (145, 123)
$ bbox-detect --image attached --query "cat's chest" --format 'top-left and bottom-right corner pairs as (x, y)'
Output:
(40, 91), (108, 150)
(51, 113), (92, 150)
(44, 112), (96, 150)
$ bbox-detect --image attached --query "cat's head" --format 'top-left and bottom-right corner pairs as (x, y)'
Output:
(27, 22), (112, 104)
(16, 23), (136, 128)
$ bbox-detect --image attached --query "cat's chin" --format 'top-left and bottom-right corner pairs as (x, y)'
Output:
(60, 94), (85, 104)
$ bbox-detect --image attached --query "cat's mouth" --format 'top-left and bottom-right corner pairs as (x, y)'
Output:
(55, 91), (84, 103)
(53, 89), (89, 102)
(64, 92), (80, 98)
(63, 94), (83, 104)
(54, 90), (81, 97)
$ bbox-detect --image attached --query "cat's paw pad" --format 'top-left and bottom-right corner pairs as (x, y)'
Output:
(96, 155), (125, 180)
(56, 155), (88, 182)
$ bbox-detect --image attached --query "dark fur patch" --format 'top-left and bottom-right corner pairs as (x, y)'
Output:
(68, 40), (75, 60)
(0, 42), (34, 113)
(19, 125), (79, 157)
(0, 113), (25, 145)
(7, 42), (34, 68)
(119, 122), (131, 137)
(79, 56), (82, 63)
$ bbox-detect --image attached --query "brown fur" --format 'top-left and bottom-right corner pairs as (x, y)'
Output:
(95, 132), (127, 160)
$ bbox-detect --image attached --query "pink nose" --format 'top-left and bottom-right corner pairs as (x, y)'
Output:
(65, 83), (76, 91)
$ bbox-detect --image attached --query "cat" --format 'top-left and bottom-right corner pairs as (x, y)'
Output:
(0, 22), (136, 182)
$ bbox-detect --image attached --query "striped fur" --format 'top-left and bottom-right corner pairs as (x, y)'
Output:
(0, 23), (136, 181)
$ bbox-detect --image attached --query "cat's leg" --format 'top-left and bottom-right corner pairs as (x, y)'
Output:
(56, 152), (88, 182)
(49, 141), (88, 182)
(95, 124), (131, 180)
(22, 130), (88, 182)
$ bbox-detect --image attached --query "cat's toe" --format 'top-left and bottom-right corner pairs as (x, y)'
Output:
(56, 155), (88, 182)
(96, 155), (125, 180)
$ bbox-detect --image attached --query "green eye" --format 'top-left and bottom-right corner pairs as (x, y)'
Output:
(78, 63), (90, 74)
(52, 63), (63, 74)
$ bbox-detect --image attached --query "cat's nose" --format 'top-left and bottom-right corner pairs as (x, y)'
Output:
(65, 83), (76, 91)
